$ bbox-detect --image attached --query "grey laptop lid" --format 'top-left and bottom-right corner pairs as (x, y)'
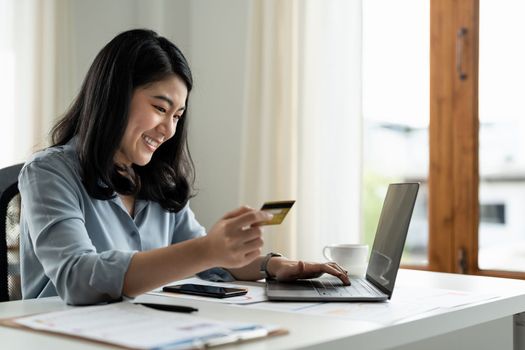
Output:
(365, 182), (419, 299)
(266, 182), (419, 301)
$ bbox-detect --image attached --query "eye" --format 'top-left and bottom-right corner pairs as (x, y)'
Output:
(173, 114), (182, 121)
(154, 105), (167, 113)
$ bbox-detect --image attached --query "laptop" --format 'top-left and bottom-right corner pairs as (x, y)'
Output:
(266, 182), (419, 301)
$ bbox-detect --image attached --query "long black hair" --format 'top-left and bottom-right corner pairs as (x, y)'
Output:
(51, 29), (195, 212)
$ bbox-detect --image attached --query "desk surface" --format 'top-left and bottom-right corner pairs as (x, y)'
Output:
(2, 269), (525, 350)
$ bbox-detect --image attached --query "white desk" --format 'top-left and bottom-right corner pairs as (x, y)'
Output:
(2, 269), (525, 350)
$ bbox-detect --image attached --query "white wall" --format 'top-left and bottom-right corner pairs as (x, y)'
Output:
(68, 0), (248, 230)
(187, 0), (250, 229)
(72, 0), (133, 86)
(70, 0), (192, 101)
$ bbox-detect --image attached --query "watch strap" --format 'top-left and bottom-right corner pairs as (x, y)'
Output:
(260, 252), (283, 280)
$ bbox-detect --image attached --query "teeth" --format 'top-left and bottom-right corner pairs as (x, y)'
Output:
(142, 135), (160, 148)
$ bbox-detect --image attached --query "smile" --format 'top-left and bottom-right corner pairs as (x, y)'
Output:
(142, 134), (163, 150)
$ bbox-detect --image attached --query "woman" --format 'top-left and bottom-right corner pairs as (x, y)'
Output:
(18, 29), (349, 305)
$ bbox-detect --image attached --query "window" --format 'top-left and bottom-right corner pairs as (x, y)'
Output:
(362, 0), (430, 266)
(478, 0), (525, 273)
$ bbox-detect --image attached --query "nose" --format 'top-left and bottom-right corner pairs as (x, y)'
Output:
(157, 116), (178, 139)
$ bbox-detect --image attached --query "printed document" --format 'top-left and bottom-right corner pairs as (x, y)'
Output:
(7, 301), (285, 350)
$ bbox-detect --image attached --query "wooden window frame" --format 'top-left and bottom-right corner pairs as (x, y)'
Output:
(426, 0), (525, 279)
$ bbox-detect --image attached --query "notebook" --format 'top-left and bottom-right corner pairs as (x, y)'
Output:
(266, 182), (419, 301)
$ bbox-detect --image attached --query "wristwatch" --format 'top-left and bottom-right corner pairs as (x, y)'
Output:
(260, 252), (283, 280)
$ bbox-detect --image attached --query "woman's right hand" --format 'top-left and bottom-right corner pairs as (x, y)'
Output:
(204, 206), (273, 269)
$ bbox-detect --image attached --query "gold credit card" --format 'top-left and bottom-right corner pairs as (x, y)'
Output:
(260, 200), (295, 225)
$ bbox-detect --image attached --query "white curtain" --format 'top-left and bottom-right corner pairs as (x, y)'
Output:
(240, 0), (363, 261)
(0, 0), (73, 168)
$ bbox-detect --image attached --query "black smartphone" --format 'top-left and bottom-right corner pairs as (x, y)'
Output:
(162, 284), (248, 298)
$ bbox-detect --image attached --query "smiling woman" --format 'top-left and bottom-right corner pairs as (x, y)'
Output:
(115, 77), (188, 168)
(17, 29), (350, 305)
(49, 29), (196, 213)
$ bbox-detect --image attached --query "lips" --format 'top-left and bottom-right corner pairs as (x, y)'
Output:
(141, 134), (164, 151)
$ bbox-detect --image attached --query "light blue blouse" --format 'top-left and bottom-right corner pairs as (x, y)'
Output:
(18, 139), (233, 305)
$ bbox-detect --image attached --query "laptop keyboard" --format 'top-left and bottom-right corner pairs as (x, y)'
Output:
(311, 278), (384, 297)
(267, 278), (385, 298)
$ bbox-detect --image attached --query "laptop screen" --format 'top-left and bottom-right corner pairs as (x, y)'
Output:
(366, 183), (419, 298)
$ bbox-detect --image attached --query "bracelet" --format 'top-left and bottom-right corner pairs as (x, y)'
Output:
(260, 252), (283, 280)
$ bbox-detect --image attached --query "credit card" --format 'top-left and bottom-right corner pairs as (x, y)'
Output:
(260, 200), (295, 225)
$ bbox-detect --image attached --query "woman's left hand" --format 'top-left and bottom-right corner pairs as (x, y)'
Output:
(267, 258), (351, 285)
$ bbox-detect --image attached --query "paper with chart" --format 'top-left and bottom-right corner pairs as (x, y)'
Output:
(245, 286), (499, 325)
(9, 302), (284, 350)
(138, 277), (499, 325)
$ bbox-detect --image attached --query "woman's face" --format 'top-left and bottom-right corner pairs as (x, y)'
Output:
(115, 75), (188, 167)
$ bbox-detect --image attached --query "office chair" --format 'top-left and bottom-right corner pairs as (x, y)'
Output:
(0, 163), (23, 302)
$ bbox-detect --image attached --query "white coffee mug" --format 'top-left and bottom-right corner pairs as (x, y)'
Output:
(322, 243), (369, 277)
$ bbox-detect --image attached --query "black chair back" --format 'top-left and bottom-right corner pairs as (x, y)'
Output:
(0, 163), (24, 302)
